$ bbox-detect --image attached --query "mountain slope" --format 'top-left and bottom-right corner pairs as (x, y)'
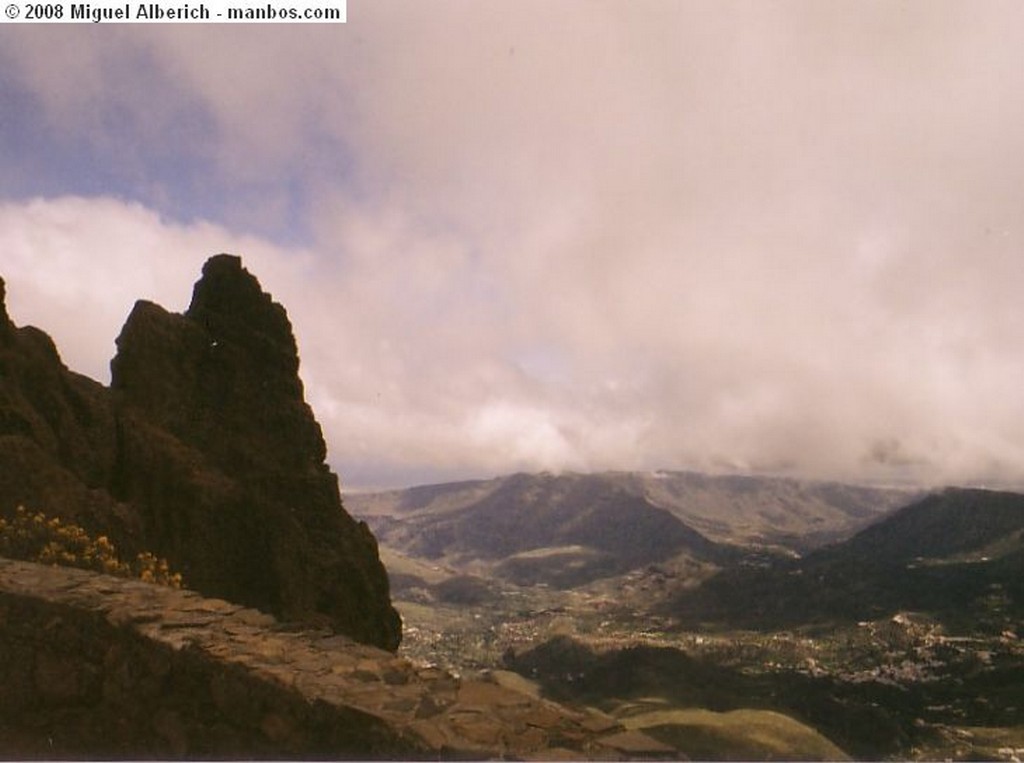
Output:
(347, 471), (919, 591)
(351, 472), (727, 587)
(668, 487), (1024, 630)
(604, 471), (917, 550)
(822, 486), (1024, 563)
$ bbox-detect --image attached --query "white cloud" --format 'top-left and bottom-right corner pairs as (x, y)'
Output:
(3, 4), (1024, 488)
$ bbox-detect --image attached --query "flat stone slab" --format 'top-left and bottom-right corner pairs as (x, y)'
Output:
(598, 729), (678, 757)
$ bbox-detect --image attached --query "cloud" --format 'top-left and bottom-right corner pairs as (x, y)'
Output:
(3, 4), (1024, 488)
(0, 197), (301, 378)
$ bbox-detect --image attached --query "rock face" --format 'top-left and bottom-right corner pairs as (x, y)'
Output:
(0, 256), (401, 650)
(0, 280), (129, 543)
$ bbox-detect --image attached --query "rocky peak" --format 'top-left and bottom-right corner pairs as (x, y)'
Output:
(186, 254), (300, 379)
(0, 256), (401, 651)
(112, 255), (323, 473)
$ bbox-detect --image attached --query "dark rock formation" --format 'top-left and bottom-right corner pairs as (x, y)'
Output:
(0, 256), (401, 650)
(0, 278), (132, 542)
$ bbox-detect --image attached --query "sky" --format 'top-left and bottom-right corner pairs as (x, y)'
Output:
(2, 2), (1024, 490)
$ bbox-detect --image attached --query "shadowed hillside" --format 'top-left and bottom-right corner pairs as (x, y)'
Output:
(667, 488), (1024, 631)
(353, 471), (727, 588)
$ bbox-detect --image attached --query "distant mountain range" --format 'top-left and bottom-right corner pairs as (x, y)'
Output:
(349, 472), (1024, 762)
(346, 470), (918, 588)
(350, 472), (722, 587)
(351, 472), (1024, 629)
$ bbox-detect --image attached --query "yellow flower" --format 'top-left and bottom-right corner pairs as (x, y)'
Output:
(0, 507), (182, 588)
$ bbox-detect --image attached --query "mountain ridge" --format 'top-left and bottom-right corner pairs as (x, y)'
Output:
(348, 469), (917, 554)
(351, 471), (734, 589)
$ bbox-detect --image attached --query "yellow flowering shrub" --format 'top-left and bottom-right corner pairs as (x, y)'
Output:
(0, 506), (184, 588)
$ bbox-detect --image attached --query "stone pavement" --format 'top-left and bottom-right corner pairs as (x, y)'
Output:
(0, 558), (679, 759)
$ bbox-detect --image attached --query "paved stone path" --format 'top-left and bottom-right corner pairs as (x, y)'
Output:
(0, 558), (678, 759)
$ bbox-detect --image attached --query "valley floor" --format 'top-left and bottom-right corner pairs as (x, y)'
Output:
(390, 557), (1024, 762)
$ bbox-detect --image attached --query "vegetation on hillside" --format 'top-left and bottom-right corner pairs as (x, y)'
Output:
(0, 506), (183, 588)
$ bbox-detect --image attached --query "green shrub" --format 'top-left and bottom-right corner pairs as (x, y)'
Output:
(0, 506), (184, 588)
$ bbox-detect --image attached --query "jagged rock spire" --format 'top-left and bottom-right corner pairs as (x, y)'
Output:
(1, 256), (401, 651)
(185, 254), (301, 379)
(108, 255), (400, 648)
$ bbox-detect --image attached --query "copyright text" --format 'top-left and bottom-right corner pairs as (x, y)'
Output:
(4, 0), (346, 22)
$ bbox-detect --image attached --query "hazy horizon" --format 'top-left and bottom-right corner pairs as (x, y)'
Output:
(347, 465), (994, 496)
(4, 2), (1024, 490)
